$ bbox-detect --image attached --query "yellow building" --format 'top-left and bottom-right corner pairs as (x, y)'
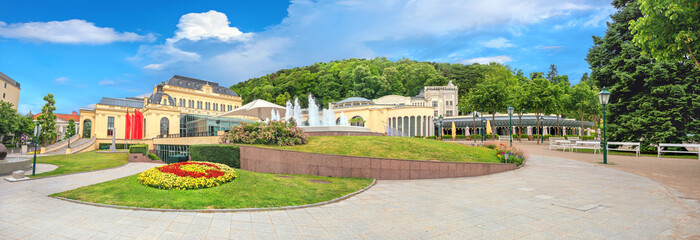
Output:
(330, 97), (435, 137)
(79, 75), (244, 144)
(0, 72), (20, 110)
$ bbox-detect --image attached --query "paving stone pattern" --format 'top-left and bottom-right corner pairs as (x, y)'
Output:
(0, 156), (698, 239)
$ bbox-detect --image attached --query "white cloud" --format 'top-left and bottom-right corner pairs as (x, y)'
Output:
(483, 37), (514, 48)
(172, 10), (252, 42)
(459, 55), (513, 64)
(54, 77), (68, 84)
(0, 19), (154, 44)
(135, 0), (605, 83)
(583, 6), (614, 27)
(98, 79), (115, 85)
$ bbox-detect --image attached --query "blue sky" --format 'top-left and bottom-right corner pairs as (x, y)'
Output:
(0, 0), (614, 115)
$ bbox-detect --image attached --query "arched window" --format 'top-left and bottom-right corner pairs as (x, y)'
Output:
(160, 117), (169, 136)
(350, 116), (364, 127)
(82, 119), (92, 138)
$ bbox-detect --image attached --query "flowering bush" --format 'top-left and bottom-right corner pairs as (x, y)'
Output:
(137, 161), (237, 190)
(220, 120), (308, 146)
(483, 141), (527, 166)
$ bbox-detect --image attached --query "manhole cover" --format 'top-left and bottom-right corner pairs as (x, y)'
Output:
(276, 175), (294, 179)
(309, 180), (331, 184)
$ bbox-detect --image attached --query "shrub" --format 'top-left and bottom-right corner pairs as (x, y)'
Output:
(137, 161), (237, 190)
(511, 134), (518, 139)
(520, 134), (528, 139)
(484, 141), (527, 166)
(544, 134), (552, 140)
(222, 121), (308, 146)
(425, 136), (437, 139)
(413, 135), (424, 138)
(471, 134), (482, 140)
(442, 134), (466, 139)
(485, 134), (492, 139)
(101, 143), (139, 150)
(128, 144), (148, 155)
(190, 144), (240, 168)
(147, 152), (161, 160)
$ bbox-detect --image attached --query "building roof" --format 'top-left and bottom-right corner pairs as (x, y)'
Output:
(33, 112), (80, 122)
(338, 97), (371, 103)
(98, 97), (144, 108)
(0, 72), (20, 89)
(165, 75), (239, 97)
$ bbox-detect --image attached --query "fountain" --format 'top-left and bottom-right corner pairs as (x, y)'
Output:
(280, 94), (369, 135)
(0, 143), (32, 176)
(307, 94), (320, 126)
(285, 101), (293, 121)
(293, 97), (303, 124)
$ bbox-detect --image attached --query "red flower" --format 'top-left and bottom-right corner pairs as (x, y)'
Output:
(158, 162), (225, 178)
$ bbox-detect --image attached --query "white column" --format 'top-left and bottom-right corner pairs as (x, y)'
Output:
(543, 126), (549, 135)
(527, 126), (532, 135)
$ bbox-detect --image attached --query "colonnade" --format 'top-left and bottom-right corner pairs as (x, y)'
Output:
(387, 115), (433, 137)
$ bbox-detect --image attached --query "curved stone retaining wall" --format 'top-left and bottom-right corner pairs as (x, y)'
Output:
(239, 146), (517, 180)
(304, 131), (384, 137)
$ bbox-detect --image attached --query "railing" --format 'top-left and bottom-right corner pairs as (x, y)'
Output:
(70, 136), (96, 154)
(44, 134), (80, 152)
(155, 131), (217, 138)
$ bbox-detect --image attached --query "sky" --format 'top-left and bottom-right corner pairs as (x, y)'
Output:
(0, 0), (615, 115)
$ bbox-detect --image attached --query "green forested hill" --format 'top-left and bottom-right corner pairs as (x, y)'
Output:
(229, 57), (525, 110)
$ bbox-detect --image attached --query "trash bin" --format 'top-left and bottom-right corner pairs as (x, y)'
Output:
(167, 155), (188, 164)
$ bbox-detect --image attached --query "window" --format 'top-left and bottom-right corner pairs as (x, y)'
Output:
(434, 111), (438, 117)
(2, 93), (4, 99)
(160, 117), (169, 136)
(107, 117), (114, 136)
(432, 101), (438, 107)
(446, 110), (453, 116)
(4, 83), (6, 88)
(214, 103), (218, 111)
(82, 119), (91, 138)
(350, 116), (364, 127)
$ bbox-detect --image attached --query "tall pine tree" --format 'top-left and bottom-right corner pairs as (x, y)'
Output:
(586, 0), (700, 152)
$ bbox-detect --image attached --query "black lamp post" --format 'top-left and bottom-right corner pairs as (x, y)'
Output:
(472, 111), (479, 144)
(433, 116), (444, 140)
(481, 117), (486, 143)
(539, 116), (545, 143)
(32, 122), (40, 176)
(438, 115), (444, 140)
(507, 105), (514, 147)
(598, 86), (611, 164)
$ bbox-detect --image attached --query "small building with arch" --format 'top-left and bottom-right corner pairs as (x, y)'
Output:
(329, 97), (435, 137)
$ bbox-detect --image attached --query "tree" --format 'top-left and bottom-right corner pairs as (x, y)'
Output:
(568, 83), (600, 136)
(0, 101), (20, 143)
(546, 64), (559, 82)
(587, 0), (700, 152)
(522, 77), (558, 144)
(629, 0), (700, 70)
(465, 65), (518, 139)
(38, 93), (57, 146)
(65, 119), (76, 140)
(15, 113), (35, 142)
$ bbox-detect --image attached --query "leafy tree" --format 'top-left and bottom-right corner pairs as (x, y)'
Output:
(465, 65), (518, 138)
(568, 83), (600, 136)
(587, 0), (700, 152)
(522, 77), (558, 144)
(38, 93), (57, 146)
(15, 113), (35, 142)
(0, 101), (19, 143)
(65, 119), (76, 140)
(629, 0), (700, 70)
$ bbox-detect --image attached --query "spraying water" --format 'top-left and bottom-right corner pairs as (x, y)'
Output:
(338, 112), (350, 126)
(285, 100), (293, 121)
(307, 94), (320, 126)
(293, 97), (303, 125)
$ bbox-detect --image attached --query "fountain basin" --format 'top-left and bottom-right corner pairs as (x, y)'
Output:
(300, 126), (382, 137)
(0, 157), (32, 176)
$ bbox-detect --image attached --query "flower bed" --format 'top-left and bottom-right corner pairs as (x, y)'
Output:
(484, 141), (527, 165)
(221, 120), (308, 146)
(137, 161), (237, 190)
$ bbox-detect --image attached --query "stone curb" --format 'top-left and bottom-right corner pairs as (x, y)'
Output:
(50, 179), (378, 213)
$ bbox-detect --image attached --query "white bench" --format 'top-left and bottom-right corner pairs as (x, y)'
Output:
(572, 141), (600, 154)
(567, 137), (580, 141)
(548, 137), (565, 149)
(658, 143), (700, 159)
(607, 142), (641, 157)
(498, 135), (511, 142)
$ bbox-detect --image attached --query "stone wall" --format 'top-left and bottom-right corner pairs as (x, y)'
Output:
(239, 146), (517, 180)
(304, 131), (384, 137)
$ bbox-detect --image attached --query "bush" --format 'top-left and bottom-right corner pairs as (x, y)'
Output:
(137, 161), (237, 190)
(190, 144), (240, 168)
(511, 134), (518, 139)
(100, 143), (139, 150)
(128, 144), (148, 155)
(520, 134), (528, 139)
(442, 135), (466, 139)
(413, 135), (424, 138)
(544, 134), (552, 140)
(222, 121), (308, 146)
(471, 134), (482, 140)
(147, 152), (161, 160)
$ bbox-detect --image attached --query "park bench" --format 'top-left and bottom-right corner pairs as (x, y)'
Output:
(498, 135), (511, 142)
(548, 137), (567, 150)
(658, 143), (700, 159)
(572, 141), (600, 154)
(607, 142), (641, 157)
(567, 137), (580, 141)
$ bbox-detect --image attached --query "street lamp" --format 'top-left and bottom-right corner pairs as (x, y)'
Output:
(433, 116), (444, 140)
(438, 115), (444, 140)
(539, 116), (545, 143)
(598, 86), (611, 164)
(32, 122), (40, 176)
(472, 111), (479, 144)
(481, 117), (486, 143)
(507, 105), (514, 147)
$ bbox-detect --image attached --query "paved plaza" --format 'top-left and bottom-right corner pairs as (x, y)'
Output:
(1, 154), (699, 239)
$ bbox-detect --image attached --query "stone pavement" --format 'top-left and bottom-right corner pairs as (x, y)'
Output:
(1, 156), (699, 239)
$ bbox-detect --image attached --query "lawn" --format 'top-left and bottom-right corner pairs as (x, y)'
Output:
(251, 136), (501, 163)
(31, 151), (129, 178)
(52, 169), (373, 209)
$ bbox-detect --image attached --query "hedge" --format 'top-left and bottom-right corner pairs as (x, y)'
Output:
(128, 144), (148, 155)
(189, 144), (240, 168)
(101, 143), (139, 150)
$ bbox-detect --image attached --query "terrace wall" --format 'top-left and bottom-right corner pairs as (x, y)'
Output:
(239, 146), (517, 180)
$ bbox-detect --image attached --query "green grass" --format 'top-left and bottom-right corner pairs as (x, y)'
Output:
(250, 136), (501, 163)
(31, 151), (129, 178)
(557, 148), (699, 159)
(52, 169), (373, 209)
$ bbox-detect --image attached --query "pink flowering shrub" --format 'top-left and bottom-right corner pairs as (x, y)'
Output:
(221, 120), (308, 146)
(483, 141), (527, 165)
